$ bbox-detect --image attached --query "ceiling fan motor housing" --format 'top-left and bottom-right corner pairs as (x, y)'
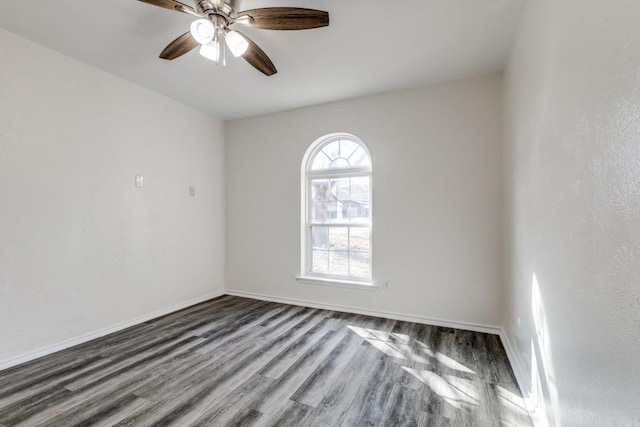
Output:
(195, 0), (214, 13)
(195, 0), (235, 18)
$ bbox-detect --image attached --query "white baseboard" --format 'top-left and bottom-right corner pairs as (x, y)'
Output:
(225, 289), (502, 335)
(0, 291), (225, 372)
(500, 329), (541, 426)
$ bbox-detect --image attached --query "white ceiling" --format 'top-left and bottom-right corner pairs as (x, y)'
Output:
(0, 0), (525, 120)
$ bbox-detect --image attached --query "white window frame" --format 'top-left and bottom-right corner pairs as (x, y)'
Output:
(297, 133), (375, 289)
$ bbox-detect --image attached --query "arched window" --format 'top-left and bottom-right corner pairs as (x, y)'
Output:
(300, 133), (372, 285)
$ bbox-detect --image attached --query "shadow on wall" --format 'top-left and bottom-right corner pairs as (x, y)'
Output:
(528, 274), (560, 426)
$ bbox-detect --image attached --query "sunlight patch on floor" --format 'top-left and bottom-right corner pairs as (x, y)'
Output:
(413, 340), (476, 375)
(347, 325), (408, 359)
(347, 326), (477, 374)
(402, 367), (479, 409)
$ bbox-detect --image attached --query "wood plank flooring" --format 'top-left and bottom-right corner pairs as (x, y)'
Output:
(0, 296), (532, 426)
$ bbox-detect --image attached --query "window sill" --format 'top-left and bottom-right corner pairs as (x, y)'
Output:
(296, 276), (378, 291)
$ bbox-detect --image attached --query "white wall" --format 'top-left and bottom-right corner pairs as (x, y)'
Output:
(0, 29), (225, 366)
(226, 74), (504, 329)
(502, 1), (640, 425)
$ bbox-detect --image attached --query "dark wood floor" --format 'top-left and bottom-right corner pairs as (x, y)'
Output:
(0, 296), (531, 426)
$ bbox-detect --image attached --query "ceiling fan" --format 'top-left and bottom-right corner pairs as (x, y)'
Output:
(138, 0), (330, 76)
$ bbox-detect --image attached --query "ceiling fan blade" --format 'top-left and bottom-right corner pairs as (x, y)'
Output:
(237, 31), (277, 76)
(137, 0), (197, 15)
(236, 8), (329, 31)
(159, 32), (199, 60)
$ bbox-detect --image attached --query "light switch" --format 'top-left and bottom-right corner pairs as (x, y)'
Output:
(135, 175), (144, 188)
(189, 186), (196, 197)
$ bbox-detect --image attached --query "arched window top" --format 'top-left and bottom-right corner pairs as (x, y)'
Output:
(307, 134), (371, 172)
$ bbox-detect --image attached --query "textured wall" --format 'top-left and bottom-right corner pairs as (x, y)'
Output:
(502, 0), (640, 425)
(226, 74), (504, 329)
(0, 29), (226, 365)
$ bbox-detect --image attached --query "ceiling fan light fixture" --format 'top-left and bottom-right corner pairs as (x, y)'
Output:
(199, 41), (220, 61)
(190, 19), (215, 44)
(225, 31), (249, 57)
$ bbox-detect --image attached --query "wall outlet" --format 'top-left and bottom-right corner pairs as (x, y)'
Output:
(189, 186), (196, 197)
(384, 280), (391, 290)
(135, 175), (144, 188)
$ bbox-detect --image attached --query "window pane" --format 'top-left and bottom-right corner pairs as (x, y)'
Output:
(312, 202), (330, 223)
(349, 252), (370, 278)
(311, 180), (330, 201)
(350, 177), (370, 200)
(311, 152), (332, 170)
(334, 178), (350, 202)
(347, 201), (370, 224)
(339, 139), (359, 159)
(322, 140), (340, 160)
(348, 146), (371, 167)
(312, 250), (329, 274)
(311, 226), (329, 249)
(344, 202), (360, 221)
(325, 201), (340, 222)
(311, 179), (331, 223)
(349, 227), (370, 252)
(329, 227), (348, 251)
(328, 251), (349, 276)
